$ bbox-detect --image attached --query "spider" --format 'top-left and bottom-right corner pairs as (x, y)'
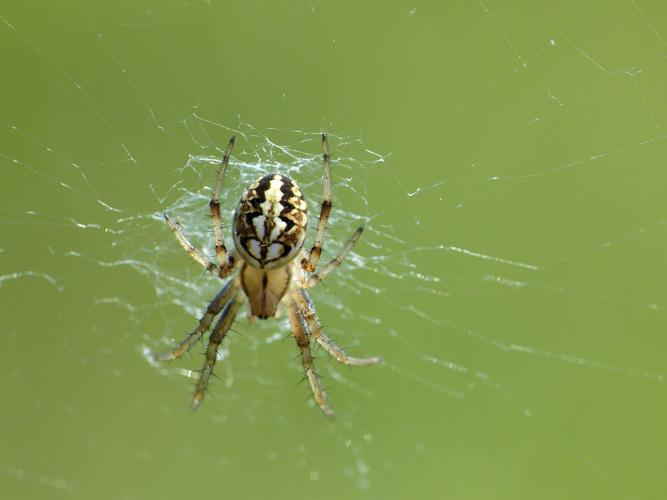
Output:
(156, 134), (381, 417)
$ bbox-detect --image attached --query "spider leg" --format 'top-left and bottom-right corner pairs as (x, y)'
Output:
(163, 214), (230, 278)
(192, 286), (245, 410)
(209, 136), (236, 274)
(294, 289), (382, 366)
(300, 225), (364, 289)
(301, 133), (332, 274)
(287, 295), (335, 418)
(153, 280), (238, 361)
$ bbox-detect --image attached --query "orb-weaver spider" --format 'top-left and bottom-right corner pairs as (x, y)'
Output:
(156, 134), (381, 417)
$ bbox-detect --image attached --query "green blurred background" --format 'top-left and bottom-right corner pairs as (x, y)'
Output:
(2, 0), (666, 498)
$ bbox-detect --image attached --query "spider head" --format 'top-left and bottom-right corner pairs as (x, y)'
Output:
(233, 174), (308, 269)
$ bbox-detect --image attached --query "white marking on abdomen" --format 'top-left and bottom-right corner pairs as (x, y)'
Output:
(247, 239), (262, 259)
(269, 217), (287, 241)
(266, 243), (284, 261)
(252, 215), (266, 239)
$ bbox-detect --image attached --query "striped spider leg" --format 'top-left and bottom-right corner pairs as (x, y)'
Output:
(287, 295), (334, 418)
(162, 136), (238, 280)
(191, 284), (245, 409)
(301, 133), (332, 273)
(291, 288), (382, 366)
(288, 236), (381, 417)
(298, 134), (366, 287)
(298, 224), (364, 289)
(209, 136), (237, 274)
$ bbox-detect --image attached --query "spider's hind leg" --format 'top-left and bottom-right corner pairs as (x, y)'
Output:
(287, 297), (334, 418)
(294, 289), (382, 366)
(152, 281), (237, 362)
(192, 289), (245, 410)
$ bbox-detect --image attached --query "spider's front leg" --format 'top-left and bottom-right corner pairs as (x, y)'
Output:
(298, 134), (365, 287)
(299, 225), (364, 289)
(301, 133), (332, 274)
(163, 135), (237, 279)
(164, 214), (222, 278)
(209, 136), (237, 275)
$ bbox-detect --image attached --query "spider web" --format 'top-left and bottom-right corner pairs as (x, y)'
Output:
(1, 1), (666, 498)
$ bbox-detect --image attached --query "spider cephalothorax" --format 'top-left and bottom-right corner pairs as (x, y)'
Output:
(158, 134), (381, 417)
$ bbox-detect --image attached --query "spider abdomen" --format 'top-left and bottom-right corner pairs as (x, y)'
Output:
(233, 174), (307, 269)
